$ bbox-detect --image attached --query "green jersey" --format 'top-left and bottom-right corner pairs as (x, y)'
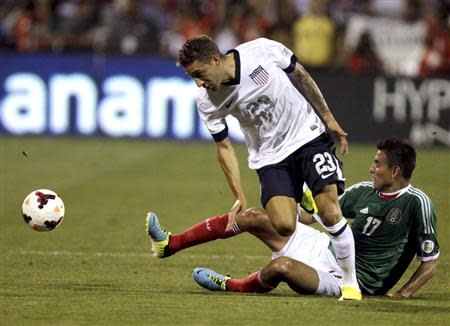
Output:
(339, 182), (440, 295)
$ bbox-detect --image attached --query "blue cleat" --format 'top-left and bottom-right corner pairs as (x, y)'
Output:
(145, 212), (172, 258)
(192, 267), (230, 291)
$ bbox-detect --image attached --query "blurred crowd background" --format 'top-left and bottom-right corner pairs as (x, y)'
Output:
(1, 0), (449, 77)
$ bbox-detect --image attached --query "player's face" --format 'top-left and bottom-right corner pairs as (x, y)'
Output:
(369, 150), (395, 192)
(185, 57), (223, 91)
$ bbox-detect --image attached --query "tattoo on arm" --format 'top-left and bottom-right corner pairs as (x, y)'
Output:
(290, 63), (331, 118)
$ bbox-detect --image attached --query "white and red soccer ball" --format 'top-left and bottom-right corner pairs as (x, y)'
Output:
(22, 189), (65, 231)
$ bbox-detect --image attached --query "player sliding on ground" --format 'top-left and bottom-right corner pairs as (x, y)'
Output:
(146, 138), (439, 298)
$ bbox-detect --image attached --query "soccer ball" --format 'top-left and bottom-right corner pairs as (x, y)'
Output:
(22, 189), (65, 231)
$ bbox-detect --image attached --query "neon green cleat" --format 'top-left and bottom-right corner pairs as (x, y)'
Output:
(145, 212), (172, 258)
(339, 285), (362, 301)
(300, 187), (318, 214)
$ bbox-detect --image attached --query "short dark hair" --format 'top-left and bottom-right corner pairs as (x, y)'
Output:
(177, 35), (222, 67)
(377, 138), (416, 179)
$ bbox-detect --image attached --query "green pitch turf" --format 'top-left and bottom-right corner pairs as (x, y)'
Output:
(1, 136), (449, 325)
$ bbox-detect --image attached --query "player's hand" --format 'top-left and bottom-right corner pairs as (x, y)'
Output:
(386, 291), (411, 299)
(325, 119), (349, 156)
(226, 199), (246, 232)
(337, 131), (349, 156)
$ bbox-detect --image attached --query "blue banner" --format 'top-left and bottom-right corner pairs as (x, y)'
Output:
(0, 52), (247, 141)
(1, 53), (449, 146)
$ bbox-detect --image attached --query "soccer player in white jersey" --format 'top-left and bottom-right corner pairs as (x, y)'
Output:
(174, 35), (360, 300)
(146, 138), (439, 298)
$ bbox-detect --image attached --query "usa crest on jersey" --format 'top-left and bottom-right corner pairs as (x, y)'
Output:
(249, 65), (269, 85)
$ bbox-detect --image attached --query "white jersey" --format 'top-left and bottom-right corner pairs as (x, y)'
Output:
(196, 38), (326, 169)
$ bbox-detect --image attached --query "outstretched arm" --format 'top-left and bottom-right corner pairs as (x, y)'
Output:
(289, 62), (348, 156)
(216, 137), (247, 230)
(388, 260), (438, 299)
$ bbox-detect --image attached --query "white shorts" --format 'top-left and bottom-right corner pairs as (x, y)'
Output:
(314, 254), (343, 297)
(272, 222), (343, 297)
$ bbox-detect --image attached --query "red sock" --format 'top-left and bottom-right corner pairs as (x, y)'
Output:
(227, 271), (273, 293)
(168, 214), (236, 253)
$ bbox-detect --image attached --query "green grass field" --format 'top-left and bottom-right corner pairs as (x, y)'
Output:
(1, 136), (449, 325)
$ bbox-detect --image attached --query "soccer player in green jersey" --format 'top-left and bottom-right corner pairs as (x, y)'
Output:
(147, 138), (439, 298)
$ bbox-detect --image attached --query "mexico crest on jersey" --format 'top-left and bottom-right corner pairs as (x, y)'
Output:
(386, 208), (402, 224)
(249, 65), (269, 85)
(421, 240), (435, 254)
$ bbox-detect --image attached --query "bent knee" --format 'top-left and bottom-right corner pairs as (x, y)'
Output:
(242, 207), (266, 219)
(271, 256), (294, 276)
(271, 220), (295, 236)
(237, 207), (269, 229)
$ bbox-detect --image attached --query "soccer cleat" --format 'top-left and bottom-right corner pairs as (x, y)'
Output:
(192, 267), (230, 291)
(145, 212), (172, 258)
(300, 188), (318, 214)
(339, 285), (362, 301)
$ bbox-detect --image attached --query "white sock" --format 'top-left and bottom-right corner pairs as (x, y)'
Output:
(325, 218), (359, 289)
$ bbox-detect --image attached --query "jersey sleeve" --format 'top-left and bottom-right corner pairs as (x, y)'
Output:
(261, 38), (297, 73)
(196, 96), (228, 142)
(338, 184), (360, 219)
(412, 194), (440, 261)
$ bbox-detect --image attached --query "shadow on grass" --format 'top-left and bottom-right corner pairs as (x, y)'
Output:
(187, 289), (450, 314)
(363, 299), (449, 314)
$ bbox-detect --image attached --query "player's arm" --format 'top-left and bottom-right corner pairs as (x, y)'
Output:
(389, 195), (440, 299)
(388, 259), (438, 299)
(289, 62), (348, 156)
(337, 183), (361, 219)
(216, 136), (247, 230)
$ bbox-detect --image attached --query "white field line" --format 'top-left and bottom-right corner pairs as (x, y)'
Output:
(6, 249), (267, 260)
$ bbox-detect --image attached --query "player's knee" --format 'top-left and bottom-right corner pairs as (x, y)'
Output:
(237, 207), (268, 229)
(271, 219), (295, 236)
(244, 207), (267, 220)
(270, 256), (294, 277)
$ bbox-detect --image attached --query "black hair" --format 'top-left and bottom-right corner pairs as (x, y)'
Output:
(177, 35), (222, 67)
(377, 138), (416, 179)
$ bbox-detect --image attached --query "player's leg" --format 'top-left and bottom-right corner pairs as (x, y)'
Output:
(256, 157), (299, 237)
(260, 217), (342, 296)
(265, 196), (297, 236)
(146, 207), (290, 258)
(193, 257), (340, 296)
(313, 185), (360, 300)
(193, 212), (342, 296)
(300, 133), (361, 300)
(146, 211), (238, 258)
(237, 207), (291, 252)
(261, 257), (321, 294)
(192, 267), (274, 293)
